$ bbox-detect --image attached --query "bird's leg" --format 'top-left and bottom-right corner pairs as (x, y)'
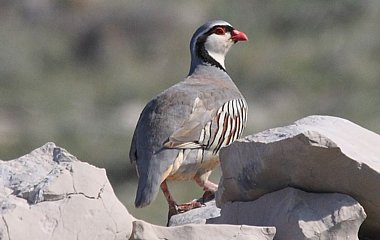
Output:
(160, 180), (178, 218)
(195, 174), (218, 203)
(203, 180), (218, 192)
(160, 180), (202, 220)
(201, 180), (218, 203)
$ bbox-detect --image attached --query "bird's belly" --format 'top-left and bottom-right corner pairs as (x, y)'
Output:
(165, 149), (220, 181)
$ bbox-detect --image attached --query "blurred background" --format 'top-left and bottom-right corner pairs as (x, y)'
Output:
(1, 0), (379, 225)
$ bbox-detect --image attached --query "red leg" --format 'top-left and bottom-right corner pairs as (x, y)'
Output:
(160, 181), (177, 214)
(194, 176), (218, 203)
(161, 181), (179, 225)
(160, 180), (202, 218)
(200, 180), (218, 203)
(203, 180), (218, 192)
(194, 172), (218, 192)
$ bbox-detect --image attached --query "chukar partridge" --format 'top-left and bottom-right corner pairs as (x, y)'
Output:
(130, 20), (248, 215)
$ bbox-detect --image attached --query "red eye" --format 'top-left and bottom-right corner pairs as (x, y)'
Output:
(214, 27), (225, 35)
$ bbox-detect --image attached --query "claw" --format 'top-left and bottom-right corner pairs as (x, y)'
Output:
(167, 200), (203, 225)
(177, 200), (202, 213)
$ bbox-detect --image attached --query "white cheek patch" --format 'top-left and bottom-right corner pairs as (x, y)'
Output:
(204, 33), (233, 68)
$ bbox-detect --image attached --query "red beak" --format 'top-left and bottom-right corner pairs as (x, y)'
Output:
(231, 29), (248, 42)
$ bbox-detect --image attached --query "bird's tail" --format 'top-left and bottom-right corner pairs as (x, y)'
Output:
(134, 172), (161, 208)
(134, 148), (177, 208)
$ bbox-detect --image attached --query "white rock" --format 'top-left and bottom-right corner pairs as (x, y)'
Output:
(0, 142), (275, 240)
(210, 187), (366, 240)
(131, 220), (276, 240)
(217, 115), (380, 238)
(0, 143), (134, 240)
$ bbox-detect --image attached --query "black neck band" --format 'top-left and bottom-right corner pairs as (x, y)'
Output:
(194, 27), (227, 72)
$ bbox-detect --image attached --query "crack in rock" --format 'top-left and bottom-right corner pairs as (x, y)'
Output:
(2, 216), (10, 240)
(99, 190), (118, 237)
(67, 182), (106, 200)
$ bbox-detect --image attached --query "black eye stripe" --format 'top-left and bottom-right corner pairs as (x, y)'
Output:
(224, 25), (234, 33)
(195, 25), (234, 44)
(205, 25), (234, 36)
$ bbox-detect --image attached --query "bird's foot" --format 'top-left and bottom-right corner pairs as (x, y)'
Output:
(177, 200), (203, 213)
(199, 190), (215, 204)
(168, 199), (202, 218)
(167, 200), (203, 225)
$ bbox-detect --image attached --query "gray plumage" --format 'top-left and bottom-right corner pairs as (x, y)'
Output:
(130, 20), (248, 208)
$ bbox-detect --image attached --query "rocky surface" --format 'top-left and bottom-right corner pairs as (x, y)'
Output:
(209, 187), (366, 240)
(216, 115), (380, 238)
(132, 220), (275, 240)
(0, 142), (134, 240)
(1, 115), (379, 239)
(0, 142), (276, 240)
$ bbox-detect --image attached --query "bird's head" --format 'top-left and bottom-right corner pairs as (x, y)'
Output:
(189, 20), (248, 74)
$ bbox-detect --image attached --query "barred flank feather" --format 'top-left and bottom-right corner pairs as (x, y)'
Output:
(201, 98), (247, 154)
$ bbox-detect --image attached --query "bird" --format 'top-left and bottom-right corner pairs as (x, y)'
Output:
(129, 20), (248, 216)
